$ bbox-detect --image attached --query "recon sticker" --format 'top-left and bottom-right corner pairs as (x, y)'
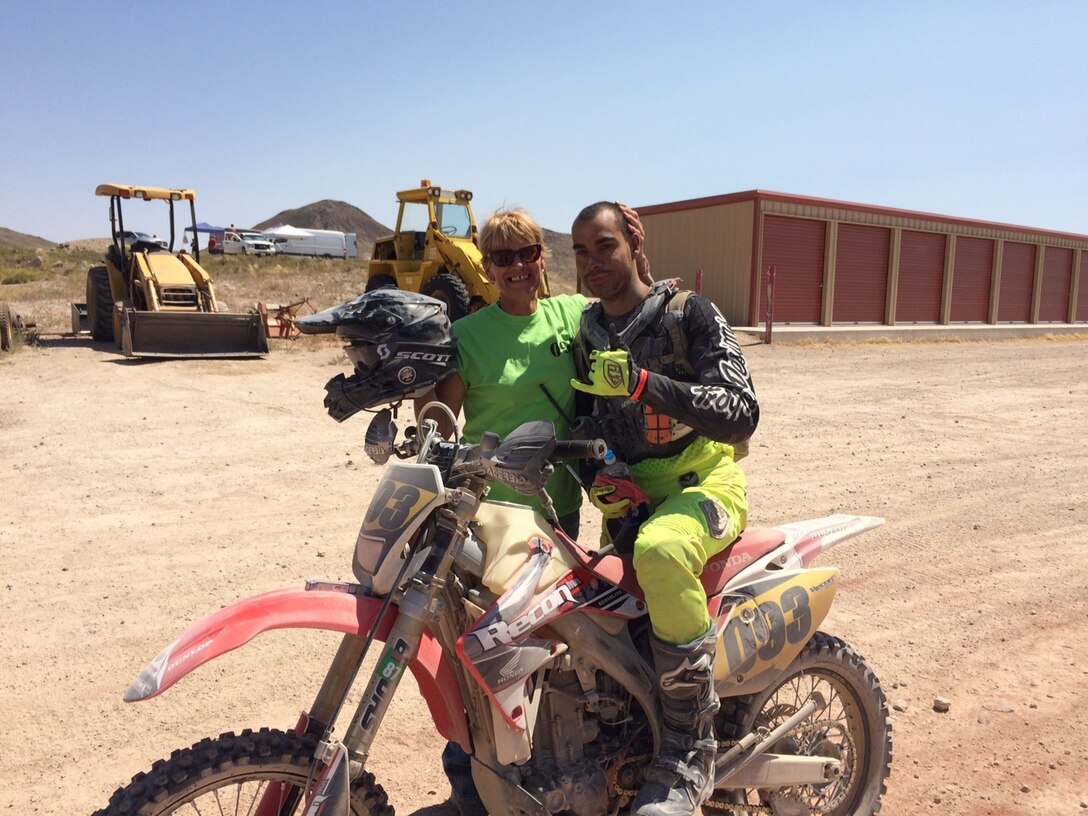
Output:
(700, 499), (731, 540)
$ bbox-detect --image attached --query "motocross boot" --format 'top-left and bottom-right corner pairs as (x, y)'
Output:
(633, 627), (719, 816)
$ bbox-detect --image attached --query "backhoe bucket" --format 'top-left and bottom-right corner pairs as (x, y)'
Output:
(121, 309), (269, 358)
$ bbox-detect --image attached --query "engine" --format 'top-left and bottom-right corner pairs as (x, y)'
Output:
(521, 662), (648, 816)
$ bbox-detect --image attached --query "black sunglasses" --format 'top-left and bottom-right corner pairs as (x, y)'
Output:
(487, 244), (542, 267)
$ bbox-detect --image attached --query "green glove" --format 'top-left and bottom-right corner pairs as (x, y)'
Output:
(571, 349), (647, 398)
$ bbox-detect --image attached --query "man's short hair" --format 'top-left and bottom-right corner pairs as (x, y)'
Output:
(573, 201), (631, 239)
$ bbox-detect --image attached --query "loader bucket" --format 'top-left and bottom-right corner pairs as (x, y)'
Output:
(121, 309), (270, 358)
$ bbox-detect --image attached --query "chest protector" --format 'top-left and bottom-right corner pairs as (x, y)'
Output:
(577, 279), (697, 464)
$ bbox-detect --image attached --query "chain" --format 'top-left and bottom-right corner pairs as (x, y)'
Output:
(607, 751), (652, 799)
(703, 798), (774, 815)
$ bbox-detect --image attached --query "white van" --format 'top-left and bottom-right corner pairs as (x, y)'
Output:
(273, 229), (357, 259)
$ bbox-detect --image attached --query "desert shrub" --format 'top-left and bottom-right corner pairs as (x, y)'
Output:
(1, 269), (45, 285)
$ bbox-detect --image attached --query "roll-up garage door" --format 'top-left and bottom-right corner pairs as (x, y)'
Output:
(833, 224), (889, 323)
(1039, 247), (1073, 322)
(1079, 254), (1088, 322)
(997, 242), (1035, 323)
(951, 236), (994, 322)
(760, 216), (825, 324)
(896, 231), (945, 323)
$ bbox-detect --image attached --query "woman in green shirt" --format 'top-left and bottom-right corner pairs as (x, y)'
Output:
(421, 207), (586, 533)
(418, 205), (648, 816)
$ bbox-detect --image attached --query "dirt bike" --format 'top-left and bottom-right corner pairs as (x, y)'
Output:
(93, 409), (892, 816)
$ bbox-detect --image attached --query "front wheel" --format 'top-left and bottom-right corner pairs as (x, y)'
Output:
(92, 728), (394, 816)
(715, 632), (892, 815)
(421, 271), (471, 321)
(87, 266), (115, 342)
(0, 301), (12, 351)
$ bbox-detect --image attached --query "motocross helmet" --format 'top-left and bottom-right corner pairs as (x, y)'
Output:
(296, 289), (458, 421)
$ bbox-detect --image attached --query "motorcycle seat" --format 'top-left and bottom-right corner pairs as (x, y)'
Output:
(700, 526), (786, 596)
(570, 526), (787, 604)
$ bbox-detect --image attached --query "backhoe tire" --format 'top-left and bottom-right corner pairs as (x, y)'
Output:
(422, 271), (471, 321)
(90, 728), (394, 816)
(365, 274), (397, 292)
(87, 266), (115, 342)
(714, 632), (892, 816)
(0, 301), (12, 351)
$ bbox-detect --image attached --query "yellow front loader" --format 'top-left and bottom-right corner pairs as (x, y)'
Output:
(365, 181), (550, 321)
(75, 184), (268, 358)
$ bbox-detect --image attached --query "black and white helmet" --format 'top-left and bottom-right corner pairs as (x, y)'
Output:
(296, 289), (458, 421)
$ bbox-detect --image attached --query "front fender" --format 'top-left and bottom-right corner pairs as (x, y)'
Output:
(124, 586), (468, 747)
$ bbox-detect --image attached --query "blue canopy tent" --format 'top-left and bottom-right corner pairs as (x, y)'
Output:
(182, 221), (226, 251)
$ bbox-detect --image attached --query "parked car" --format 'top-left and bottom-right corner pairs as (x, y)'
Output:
(121, 230), (169, 249)
(221, 230), (276, 256)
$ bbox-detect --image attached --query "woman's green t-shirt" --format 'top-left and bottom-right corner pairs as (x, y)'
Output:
(454, 294), (587, 516)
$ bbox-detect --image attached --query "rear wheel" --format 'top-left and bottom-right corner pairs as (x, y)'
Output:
(365, 274), (397, 293)
(714, 632), (892, 815)
(422, 271), (471, 321)
(87, 266), (115, 342)
(0, 301), (12, 351)
(91, 728), (394, 816)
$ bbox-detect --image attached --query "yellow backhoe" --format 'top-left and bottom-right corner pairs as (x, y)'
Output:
(74, 184), (268, 358)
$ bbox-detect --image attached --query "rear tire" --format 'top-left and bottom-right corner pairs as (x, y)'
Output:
(0, 301), (12, 351)
(91, 728), (394, 816)
(714, 632), (892, 815)
(87, 266), (115, 342)
(422, 271), (471, 321)
(365, 274), (397, 293)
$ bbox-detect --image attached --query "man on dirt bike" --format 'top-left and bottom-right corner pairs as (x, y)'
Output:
(569, 202), (759, 816)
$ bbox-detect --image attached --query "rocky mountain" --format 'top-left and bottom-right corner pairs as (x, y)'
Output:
(254, 200), (391, 250)
(542, 228), (577, 293)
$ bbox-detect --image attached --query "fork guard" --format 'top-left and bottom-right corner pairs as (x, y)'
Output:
(123, 586), (468, 746)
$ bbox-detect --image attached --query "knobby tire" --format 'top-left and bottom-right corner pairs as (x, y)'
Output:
(715, 631), (893, 816)
(91, 727), (395, 816)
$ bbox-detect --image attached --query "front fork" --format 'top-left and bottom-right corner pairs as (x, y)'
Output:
(344, 578), (440, 762)
(339, 478), (483, 770)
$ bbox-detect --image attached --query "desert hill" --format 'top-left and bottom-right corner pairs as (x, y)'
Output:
(254, 200), (390, 249)
(0, 227), (56, 251)
(541, 228), (577, 292)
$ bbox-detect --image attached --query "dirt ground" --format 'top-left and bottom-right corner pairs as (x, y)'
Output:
(1, 334), (1086, 815)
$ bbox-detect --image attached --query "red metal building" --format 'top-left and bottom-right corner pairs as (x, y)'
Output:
(638, 190), (1088, 328)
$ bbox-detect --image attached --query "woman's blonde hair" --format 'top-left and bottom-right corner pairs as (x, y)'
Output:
(479, 207), (550, 261)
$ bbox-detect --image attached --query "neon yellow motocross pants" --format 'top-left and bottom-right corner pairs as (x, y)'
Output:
(629, 437), (747, 645)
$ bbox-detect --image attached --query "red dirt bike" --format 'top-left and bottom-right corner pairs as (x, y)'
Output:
(93, 412), (892, 816)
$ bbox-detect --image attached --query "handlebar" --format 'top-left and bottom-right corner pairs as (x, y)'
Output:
(553, 438), (608, 461)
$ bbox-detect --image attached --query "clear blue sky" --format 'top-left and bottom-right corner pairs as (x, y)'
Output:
(2, 1), (1086, 243)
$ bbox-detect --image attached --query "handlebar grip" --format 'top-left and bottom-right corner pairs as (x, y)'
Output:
(554, 438), (608, 461)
